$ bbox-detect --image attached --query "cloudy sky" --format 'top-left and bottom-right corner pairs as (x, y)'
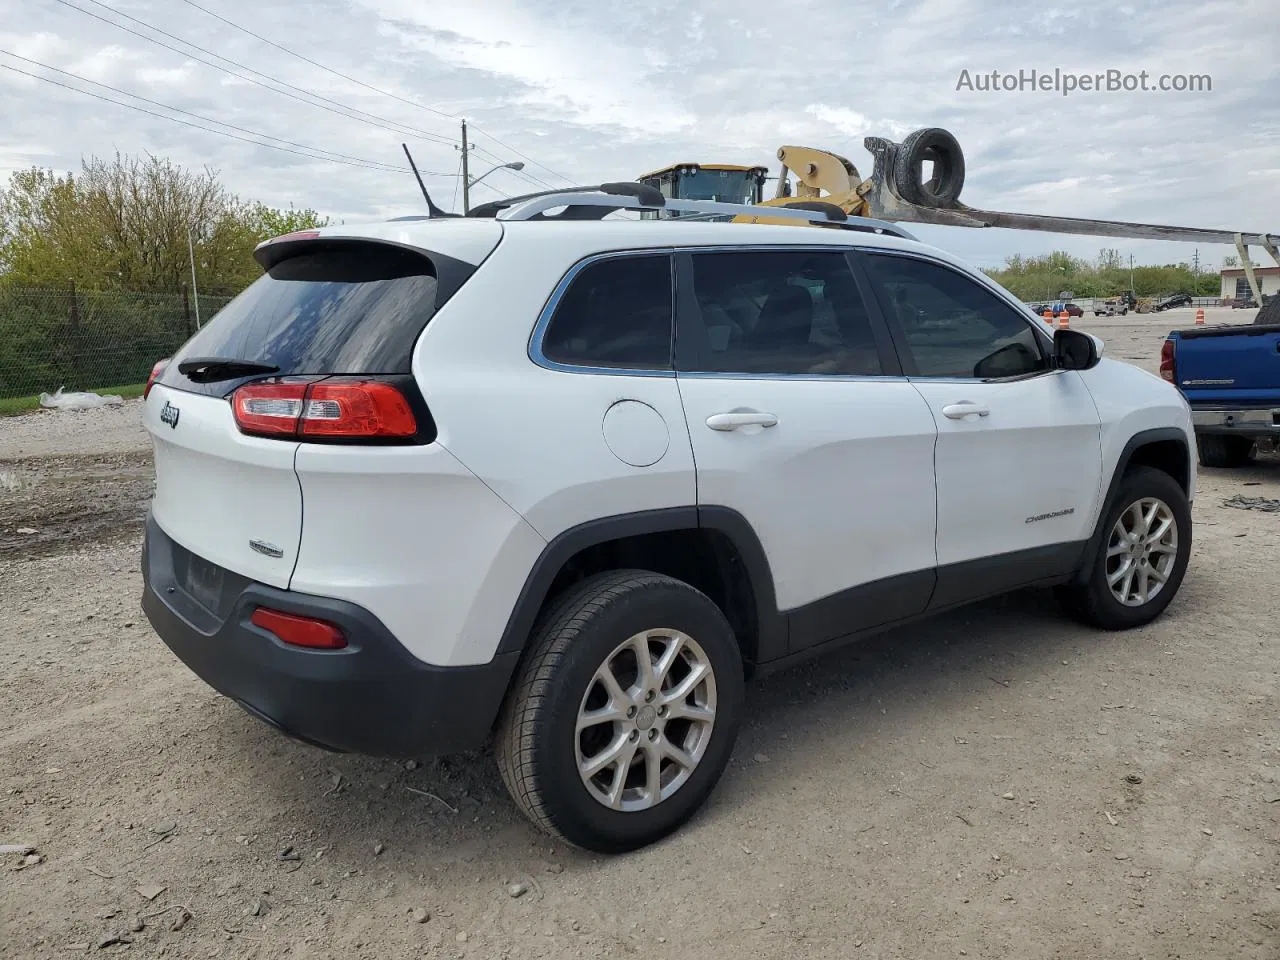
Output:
(2, 0), (1278, 270)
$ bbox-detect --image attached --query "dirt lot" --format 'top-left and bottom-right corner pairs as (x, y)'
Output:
(3, 307), (1280, 960)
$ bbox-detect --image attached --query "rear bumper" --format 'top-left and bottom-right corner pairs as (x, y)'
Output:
(141, 512), (519, 756)
(1191, 407), (1280, 437)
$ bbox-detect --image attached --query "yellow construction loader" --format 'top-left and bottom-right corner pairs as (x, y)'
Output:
(637, 128), (1280, 314)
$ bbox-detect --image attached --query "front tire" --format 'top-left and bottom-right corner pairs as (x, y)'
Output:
(495, 570), (744, 853)
(1057, 467), (1191, 630)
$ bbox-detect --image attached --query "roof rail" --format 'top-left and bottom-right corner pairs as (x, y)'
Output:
(467, 182), (918, 240)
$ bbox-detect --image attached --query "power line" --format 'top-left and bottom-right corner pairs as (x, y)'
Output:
(456, 134), (557, 193)
(0, 62), (428, 174)
(51, 0), (461, 154)
(171, 0), (577, 188)
(0, 50), (440, 174)
(175, 0), (458, 123)
(469, 129), (576, 188)
(466, 146), (556, 192)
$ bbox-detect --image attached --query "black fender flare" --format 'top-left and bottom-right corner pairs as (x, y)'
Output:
(494, 506), (786, 664)
(1072, 427), (1193, 585)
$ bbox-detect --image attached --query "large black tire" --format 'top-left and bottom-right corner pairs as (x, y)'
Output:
(1197, 433), (1255, 468)
(495, 570), (744, 854)
(1254, 296), (1280, 326)
(892, 128), (965, 207)
(1057, 467), (1191, 630)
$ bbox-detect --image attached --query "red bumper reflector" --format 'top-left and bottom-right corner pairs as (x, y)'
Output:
(250, 607), (347, 650)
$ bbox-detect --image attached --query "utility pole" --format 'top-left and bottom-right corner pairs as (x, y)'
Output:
(1192, 247), (1200, 293)
(187, 225), (201, 329)
(460, 119), (471, 215)
(1129, 253), (1135, 294)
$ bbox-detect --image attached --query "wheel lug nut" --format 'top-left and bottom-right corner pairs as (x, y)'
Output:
(658, 705), (667, 717)
(630, 730), (639, 742)
(648, 729), (657, 741)
(645, 690), (655, 703)
(626, 706), (637, 718)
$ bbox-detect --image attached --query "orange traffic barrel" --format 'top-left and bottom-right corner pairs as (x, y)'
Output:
(1195, 307), (1205, 325)
(1058, 309), (1070, 328)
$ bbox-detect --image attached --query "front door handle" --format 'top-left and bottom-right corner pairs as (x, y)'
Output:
(706, 410), (779, 431)
(941, 401), (990, 420)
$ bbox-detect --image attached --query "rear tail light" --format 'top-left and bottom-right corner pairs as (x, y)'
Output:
(144, 359), (169, 399)
(231, 378), (417, 441)
(232, 382), (308, 436)
(1159, 338), (1176, 383)
(251, 607), (346, 649)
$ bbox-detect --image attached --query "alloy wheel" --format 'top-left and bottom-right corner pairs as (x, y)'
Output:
(575, 629), (717, 812)
(1106, 497), (1179, 607)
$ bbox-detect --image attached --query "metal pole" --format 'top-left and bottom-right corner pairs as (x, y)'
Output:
(1235, 233), (1263, 304)
(461, 119), (471, 215)
(188, 226), (201, 328)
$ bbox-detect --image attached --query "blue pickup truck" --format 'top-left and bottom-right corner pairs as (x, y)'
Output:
(1162, 302), (1280, 467)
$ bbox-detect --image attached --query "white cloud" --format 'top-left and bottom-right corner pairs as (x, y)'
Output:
(0, 0), (1276, 268)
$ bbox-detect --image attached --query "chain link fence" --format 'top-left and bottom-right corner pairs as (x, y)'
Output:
(0, 284), (232, 399)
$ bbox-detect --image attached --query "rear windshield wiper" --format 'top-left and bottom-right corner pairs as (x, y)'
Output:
(177, 357), (281, 383)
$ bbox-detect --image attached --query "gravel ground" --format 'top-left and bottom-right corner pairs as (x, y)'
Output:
(0, 399), (150, 459)
(3, 310), (1279, 960)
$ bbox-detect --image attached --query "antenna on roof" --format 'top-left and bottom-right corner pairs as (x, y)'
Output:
(402, 143), (458, 218)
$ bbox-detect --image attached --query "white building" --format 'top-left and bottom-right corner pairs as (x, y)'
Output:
(1221, 266), (1280, 301)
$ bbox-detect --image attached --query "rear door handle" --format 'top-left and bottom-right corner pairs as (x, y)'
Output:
(705, 410), (779, 431)
(941, 401), (990, 420)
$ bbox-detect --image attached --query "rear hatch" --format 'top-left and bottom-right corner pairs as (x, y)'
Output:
(145, 223), (502, 588)
(1172, 325), (1280, 407)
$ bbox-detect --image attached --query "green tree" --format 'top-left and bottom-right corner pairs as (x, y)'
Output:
(0, 152), (328, 296)
(986, 248), (1221, 301)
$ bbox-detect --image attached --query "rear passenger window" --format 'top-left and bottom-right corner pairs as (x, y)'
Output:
(683, 250), (884, 376)
(541, 255), (673, 370)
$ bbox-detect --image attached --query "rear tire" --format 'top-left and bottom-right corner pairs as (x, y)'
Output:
(495, 570), (744, 854)
(1197, 433), (1255, 468)
(1057, 467), (1191, 630)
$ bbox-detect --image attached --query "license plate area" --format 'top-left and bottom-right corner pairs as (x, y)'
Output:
(181, 551), (227, 616)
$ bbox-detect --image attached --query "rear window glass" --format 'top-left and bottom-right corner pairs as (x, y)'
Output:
(540, 255), (673, 370)
(165, 243), (441, 388)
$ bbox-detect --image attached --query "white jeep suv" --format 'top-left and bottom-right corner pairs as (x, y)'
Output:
(141, 186), (1195, 853)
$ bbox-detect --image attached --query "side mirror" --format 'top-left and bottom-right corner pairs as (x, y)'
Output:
(1054, 328), (1100, 370)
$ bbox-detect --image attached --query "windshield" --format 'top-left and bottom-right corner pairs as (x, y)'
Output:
(675, 169), (758, 205)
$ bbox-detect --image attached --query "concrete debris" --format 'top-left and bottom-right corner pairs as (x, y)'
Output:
(1222, 495), (1280, 513)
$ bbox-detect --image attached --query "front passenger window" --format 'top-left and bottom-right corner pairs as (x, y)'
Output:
(863, 254), (1048, 379)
